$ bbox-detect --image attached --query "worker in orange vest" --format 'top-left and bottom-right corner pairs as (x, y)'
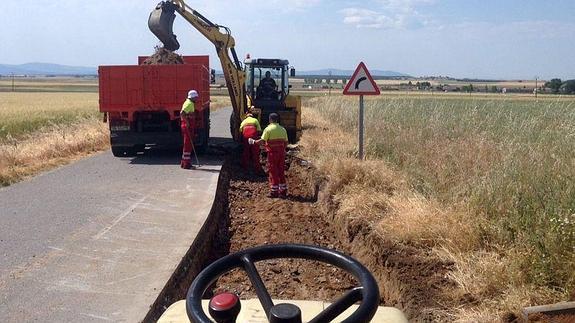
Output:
(250, 113), (288, 198)
(181, 90), (198, 169)
(239, 110), (264, 175)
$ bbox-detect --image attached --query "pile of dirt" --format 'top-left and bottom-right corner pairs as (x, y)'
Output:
(142, 47), (184, 65)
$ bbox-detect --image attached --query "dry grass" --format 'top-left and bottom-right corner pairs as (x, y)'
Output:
(0, 92), (108, 186)
(0, 118), (108, 186)
(300, 96), (574, 320)
(209, 95), (232, 111)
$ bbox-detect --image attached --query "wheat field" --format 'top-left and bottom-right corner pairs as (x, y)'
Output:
(0, 92), (108, 186)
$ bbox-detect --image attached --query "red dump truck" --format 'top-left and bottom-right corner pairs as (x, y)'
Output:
(99, 56), (210, 157)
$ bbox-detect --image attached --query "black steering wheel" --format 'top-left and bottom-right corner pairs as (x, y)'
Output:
(186, 244), (380, 323)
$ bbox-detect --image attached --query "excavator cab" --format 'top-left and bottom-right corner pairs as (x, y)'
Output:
(245, 59), (289, 102)
(245, 58), (300, 143)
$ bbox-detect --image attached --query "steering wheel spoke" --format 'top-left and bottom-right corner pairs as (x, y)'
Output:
(309, 287), (363, 323)
(240, 255), (274, 317)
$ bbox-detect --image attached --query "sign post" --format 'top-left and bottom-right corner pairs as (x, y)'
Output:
(342, 62), (380, 160)
(358, 95), (365, 159)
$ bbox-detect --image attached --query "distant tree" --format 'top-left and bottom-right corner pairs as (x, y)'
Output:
(462, 84), (474, 93)
(561, 80), (575, 94)
(484, 85), (489, 93)
(491, 85), (498, 93)
(418, 81), (431, 90)
(545, 78), (562, 94)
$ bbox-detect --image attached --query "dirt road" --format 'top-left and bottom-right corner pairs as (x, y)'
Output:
(0, 108), (232, 322)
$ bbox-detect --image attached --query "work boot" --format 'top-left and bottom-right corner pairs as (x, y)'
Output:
(267, 192), (279, 198)
(181, 161), (192, 169)
(279, 191), (288, 199)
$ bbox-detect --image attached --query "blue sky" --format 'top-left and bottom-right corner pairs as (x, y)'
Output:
(1, 0), (574, 79)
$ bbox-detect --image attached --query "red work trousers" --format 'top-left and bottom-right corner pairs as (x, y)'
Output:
(181, 116), (195, 169)
(266, 141), (287, 197)
(241, 137), (263, 173)
(241, 125), (262, 173)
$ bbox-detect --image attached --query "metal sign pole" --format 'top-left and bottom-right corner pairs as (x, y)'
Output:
(359, 95), (364, 160)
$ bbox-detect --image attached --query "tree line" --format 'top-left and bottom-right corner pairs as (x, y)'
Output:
(545, 79), (575, 94)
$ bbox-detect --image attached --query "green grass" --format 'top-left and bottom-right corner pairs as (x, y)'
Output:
(309, 95), (575, 294)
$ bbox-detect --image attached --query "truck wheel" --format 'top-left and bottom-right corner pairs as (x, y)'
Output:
(111, 146), (136, 157)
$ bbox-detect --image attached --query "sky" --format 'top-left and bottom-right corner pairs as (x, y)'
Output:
(1, 0), (574, 80)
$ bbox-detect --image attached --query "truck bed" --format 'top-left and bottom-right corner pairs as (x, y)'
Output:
(99, 56), (210, 121)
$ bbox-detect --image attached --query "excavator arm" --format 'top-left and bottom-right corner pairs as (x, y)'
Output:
(149, 0), (246, 141)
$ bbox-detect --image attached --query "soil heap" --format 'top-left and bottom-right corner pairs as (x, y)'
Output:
(142, 47), (184, 65)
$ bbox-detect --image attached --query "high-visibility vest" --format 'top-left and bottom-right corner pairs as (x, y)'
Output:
(261, 123), (288, 152)
(240, 116), (261, 138)
(181, 99), (195, 114)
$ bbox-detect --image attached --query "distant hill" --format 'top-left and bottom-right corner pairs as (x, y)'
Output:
(1, 63), (406, 78)
(0, 63), (96, 76)
(215, 68), (410, 78)
(297, 68), (410, 78)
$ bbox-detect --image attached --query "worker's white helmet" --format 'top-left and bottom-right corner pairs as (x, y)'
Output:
(188, 90), (199, 99)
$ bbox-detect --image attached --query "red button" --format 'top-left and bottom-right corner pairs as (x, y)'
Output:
(209, 293), (239, 311)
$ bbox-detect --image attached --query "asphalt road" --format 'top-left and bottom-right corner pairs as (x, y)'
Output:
(0, 107), (232, 322)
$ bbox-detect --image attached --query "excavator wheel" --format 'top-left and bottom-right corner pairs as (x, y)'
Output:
(229, 112), (241, 142)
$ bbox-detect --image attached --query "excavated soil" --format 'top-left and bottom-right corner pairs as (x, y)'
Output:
(212, 154), (358, 302)
(142, 47), (184, 65)
(208, 151), (454, 321)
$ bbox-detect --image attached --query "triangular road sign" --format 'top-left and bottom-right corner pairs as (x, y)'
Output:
(343, 62), (381, 95)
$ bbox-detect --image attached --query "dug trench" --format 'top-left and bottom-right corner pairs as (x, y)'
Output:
(145, 148), (453, 322)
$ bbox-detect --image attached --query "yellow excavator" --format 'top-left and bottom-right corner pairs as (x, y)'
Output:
(148, 0), (301, 143)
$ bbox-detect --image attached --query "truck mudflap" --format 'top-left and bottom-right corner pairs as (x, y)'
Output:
(149, 1), (180, 51)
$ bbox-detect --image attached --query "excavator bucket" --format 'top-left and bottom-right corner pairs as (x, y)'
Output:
(148, 1), (180, 51)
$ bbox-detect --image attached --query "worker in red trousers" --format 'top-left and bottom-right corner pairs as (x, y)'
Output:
(239, 110), (264, 175)
(250, 113), (288, 198)
(181, 90), (198, 169)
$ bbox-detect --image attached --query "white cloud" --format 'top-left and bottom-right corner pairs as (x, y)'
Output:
(340, 8), (399, 29)
(341, 0), (436, 29)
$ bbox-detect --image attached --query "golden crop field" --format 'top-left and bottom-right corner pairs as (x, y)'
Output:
(0, 92), (101, 139)
(0, 92), (107, 186)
